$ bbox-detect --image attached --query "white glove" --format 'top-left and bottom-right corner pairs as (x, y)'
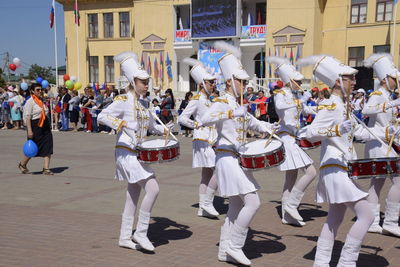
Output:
(388, 125), (400, 136)
(233, 105), (248, 118)
(79, 104), (83, 108)
(300, 91), (312, 104)
(339, 120), (352, 135)
(387, 98), (400, 109)
(272, 122), (281, 131)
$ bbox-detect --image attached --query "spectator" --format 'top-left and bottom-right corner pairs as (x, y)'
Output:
(60, 87), (71, 131)
(178, 91), (193, 137)
(80, 87), (93, 132)
(351, 88), (365, 120)
(99, 89), (114, 133)
(151, 99), (161, 118)
(68, 90), (80, 131)
(303, 88), (318, 126)
(52, 87), (62, 131)
(244, 83), (257, 115)
(160, 88), (175, 124)
(1, 86), (10, 129)
(266, 88), (279, 123)
(253, 90), (268, 121)
(9, 88), (22, 130)
(88, 89), (99, 133)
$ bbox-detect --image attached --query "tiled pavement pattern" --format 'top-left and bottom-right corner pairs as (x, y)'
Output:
(0, 131), (399, 266)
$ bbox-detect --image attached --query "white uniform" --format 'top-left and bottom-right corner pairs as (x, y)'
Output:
(178, 92), (217, 168)
(362, 87), (398, 158)
(201, 93), (274, 197)
(274, 87), (313, 170)
(98, 91), (165, 184)
(306, 94), (377, 203)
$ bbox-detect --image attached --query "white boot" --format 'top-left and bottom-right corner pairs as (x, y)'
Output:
(367, 203), (382, 234)
(226, 224), (251, 266)
(118, 215), (140, 250)
(198, 194), (218, 217)
(133, 210), (155, 251)
(337, 235), (362, 267)
(202, 189), (220, 216)
(283, 187), (305, 222)
(282, 196), (305, 226)
(313, 237), (334, 267)
(382, 200), (400, 237)
(218, 224), (237, 263)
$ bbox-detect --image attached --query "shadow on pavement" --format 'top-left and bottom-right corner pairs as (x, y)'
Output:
(147, 217), (192, 248)
(271, 200), (327, 222)
(294, 235), (389, 267)
(30, 166), (69, 175)
(244, 228), (286, 260)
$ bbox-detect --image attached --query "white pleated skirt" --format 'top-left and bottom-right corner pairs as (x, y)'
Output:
(192, 140), (216, 168)
(316, 167), (368, 204)
(215, 151), (260, 197)
(278, 134), (313, 171)
(115, 148), (155, 184)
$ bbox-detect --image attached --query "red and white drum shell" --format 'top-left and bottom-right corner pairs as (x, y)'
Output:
(296, 138), (321, 150)
(137, 139), (180, 164)
(238, 139), (286, 171)
(347, 157), (400, 180)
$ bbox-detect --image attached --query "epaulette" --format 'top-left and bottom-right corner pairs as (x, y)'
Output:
(212, 97), (228, 104)
(317, 103), (337, 111)
(113, 95), (128, 101)
(273, 89), (285, 95)
(369, 91), (382, 96)
(191, 94), (201, 100)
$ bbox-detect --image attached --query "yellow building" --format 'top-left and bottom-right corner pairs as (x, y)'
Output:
(58, 0), (400, 93)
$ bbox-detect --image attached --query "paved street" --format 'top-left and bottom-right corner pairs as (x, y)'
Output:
(0, 130), (399, 267)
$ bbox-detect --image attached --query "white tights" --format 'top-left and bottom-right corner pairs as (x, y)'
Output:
(223, 192), (261, 229)
(282, 164), (316, 199)
(320, 199), (374, 241)
(367, 176), (400, 204)
(122, 176), (160, 217)
(199, 167), (218, 195)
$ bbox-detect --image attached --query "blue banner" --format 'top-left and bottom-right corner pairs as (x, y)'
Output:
(241, 25), (266, 39)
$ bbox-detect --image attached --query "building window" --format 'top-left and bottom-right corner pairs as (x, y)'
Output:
(350, 0), (367, 24)
(119, 12), (130, 37)
(255, 3), (266, 25)
(104, 56), (114, 83)
(348, 47), (365, 67)
(88, 14), (98, 38)
(373, 45), (391, 53)
(89, 56), (99, 83)
(254, 52), (266, 78)
(104, 13), (114, 38)
(376, 0), (393, 22)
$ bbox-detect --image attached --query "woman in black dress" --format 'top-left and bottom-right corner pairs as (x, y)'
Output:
(18, 83), (54, 175)
(160, 88), (175, 124)
(178, 91), (193, 137)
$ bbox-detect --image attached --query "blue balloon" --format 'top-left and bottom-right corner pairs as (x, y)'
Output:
(268, 82), (274, 90)
(23, 140), (38, 158)
(20, 82), (28, 91)
(36, 77), (43, 84)
(41, 80), (49, 89)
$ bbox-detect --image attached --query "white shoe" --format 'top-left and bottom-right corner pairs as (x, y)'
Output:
(118, 215), (140, 250)
(132, 210), (155, 251)
(382, 200), (400, 237)
(313, 237), (334, 267)
(199, 193), (219, 217)
(337, 235), (362, 267)
(86, 130), (91, 133)
(368, 203), (383, 234)
(225, 224), (251, 266)
(283, 187), (305, 222)
(281, 196), (305, 226)
(218, 224), (237, 263)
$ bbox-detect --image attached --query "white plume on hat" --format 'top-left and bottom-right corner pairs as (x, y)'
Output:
(364, 53), (400, 81)
(297, 55), (358, 88)
(114, 51), (149, 83)
(214, 41), (242, 59)
(213, 41), (249, 81)
(183, 57), (215, 84)
(266, 56), (304, 84)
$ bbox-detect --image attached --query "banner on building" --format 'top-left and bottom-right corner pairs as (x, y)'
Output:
(241, 25), (266, 39)
(175, 29), (191, 42)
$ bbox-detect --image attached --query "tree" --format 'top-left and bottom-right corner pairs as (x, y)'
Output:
(28, 64), (56, 84)
(0, 68), (5, 88)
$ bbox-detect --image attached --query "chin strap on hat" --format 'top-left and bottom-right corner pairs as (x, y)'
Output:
(202, 81), (210, 95)
(231, 75), (239, 98)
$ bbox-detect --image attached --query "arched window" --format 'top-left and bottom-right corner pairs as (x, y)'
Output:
(254, 52), (266, 78)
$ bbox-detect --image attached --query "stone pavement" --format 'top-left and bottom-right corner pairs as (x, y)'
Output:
(0, 130), (399, 267)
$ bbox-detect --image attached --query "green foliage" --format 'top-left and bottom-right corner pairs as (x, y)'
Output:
(28, 64), (56, 84)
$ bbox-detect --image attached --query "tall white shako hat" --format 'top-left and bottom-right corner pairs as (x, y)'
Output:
(182, 58), (216, 94)
(266, 56), (304, 85)
(297, 55), (358, 89)
(213, 41), (250, 97)
(114, 52), (149, 89)
(364, 53), (400, 87)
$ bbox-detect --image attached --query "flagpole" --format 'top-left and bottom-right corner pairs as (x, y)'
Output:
(53, 0), (58, 131)
(392, 1), (398, 57)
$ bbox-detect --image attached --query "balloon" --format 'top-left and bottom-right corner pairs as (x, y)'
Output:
(70, 76), (77, 83)
(23, 140), (38, 158)
(65, 80), (74, 89)
(9, 64), (17, 71)
(276, 80), (284, 88)
(41, 80), (49, 89)
(63, 74), (70, 82)
(74, 82), (82, 90)
(20, 82), (28, 91)
(13, 57), (21, 66)
(8, 101), (14, 108)
(36, 77), (43, 84)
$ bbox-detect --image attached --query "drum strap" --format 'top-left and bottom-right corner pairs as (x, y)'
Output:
(193, 138), (212, 144)
(320, 164), (348, 171)
(215, 148), (239, 156)
(277, 131), (296, 138)
(116, 145), (138, 154)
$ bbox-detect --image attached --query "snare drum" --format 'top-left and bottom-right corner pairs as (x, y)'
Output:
(297, 138), (321, 150)
(137, 139), (180, 164)
(347, 157), (400, 179)
(238, 139), (285, 171)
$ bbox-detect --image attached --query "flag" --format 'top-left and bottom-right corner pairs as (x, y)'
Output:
(140, 53), (145, 68)
(154, 57), (159, 80)
(283, 48), (287, 58)
(166, 53), (172, 79)
(179, 17), (183, 30)
(159, 52), (164, 81)
(289, 47), (294, 64)
(50, 0), (55, 29)
(74, 0), (80, 26)
(260, 49), (264, 78)
(268, 48), (272, 78)
(247, 13), (253, 26)
(275, 46), (280, 57)
(257, 10), (262, 25)
(147, 56), (151, 75)
(93, 82), (98, 96)
(295, 45), (301, 70)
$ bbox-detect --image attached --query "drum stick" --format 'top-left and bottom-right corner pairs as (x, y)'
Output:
(264, 119), (281, 148)
(346, 90), (351, 120)
(290, 79), (304, 93)
(240, 80), (246, 144)
(387, 120), (399, 156)
(149, 111), (178, 142)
